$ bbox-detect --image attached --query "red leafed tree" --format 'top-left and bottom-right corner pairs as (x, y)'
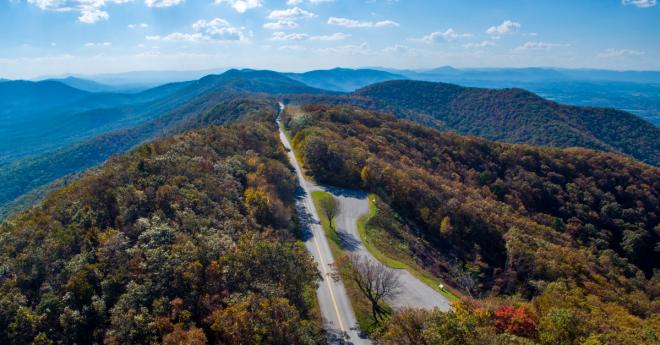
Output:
(494, 305), (538, 339)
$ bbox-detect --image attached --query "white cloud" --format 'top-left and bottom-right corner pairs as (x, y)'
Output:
(328, 17), (371, 28)
(420, 28), (472, 43)
(516, 41), (568, 51)
(147, 33), (203, 42)
(78, 8), (109, 24)
(268, 7), (316, 20)
(328, 17), (399, 28)
(192, 18), (247, 41)
(464, 40), (496, 48)
(486, 20), (521, 35)
(279, 44), (307, 51)
(263, 20), (299, 30)
(271, 31), (349, 42)
(84, 42), (112, 47)
(145, 0), (183, 7)
(27, 0), (132, 24)
(383, 44), (409, 54)
(271, 32), (309, 41)
(317, 42), (369, 55)
(310, 32), (350, 41)
(622, 0), (656, 7)
(374, 20), (399, 28)
(148, 18), (247, 43)
(128, 23), (149, 29)
(598, 48), (645, 58)
(215, 0), (262, 13)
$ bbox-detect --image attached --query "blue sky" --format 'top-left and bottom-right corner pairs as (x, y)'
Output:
(0, 0), (659, 79)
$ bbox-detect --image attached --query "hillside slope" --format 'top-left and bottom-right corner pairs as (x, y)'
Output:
(0, 70), (331, 216)
(283, 104), (659, 343)
(0, 118), (322, 344)
(353, 80), (660, 166)
(0, 80), (90, 116)
(0, 96), (277, 214)
(0, 80), (193, 165)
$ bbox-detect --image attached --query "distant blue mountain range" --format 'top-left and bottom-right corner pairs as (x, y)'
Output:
(284, 68), (406, 92)
(385, 66), (660, 84)
(1, 67), (658, 219)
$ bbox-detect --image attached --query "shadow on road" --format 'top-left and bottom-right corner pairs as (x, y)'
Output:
(321, 185), (369, 199)
(294, 186), (316, 242)
(337, 232), (361, 252)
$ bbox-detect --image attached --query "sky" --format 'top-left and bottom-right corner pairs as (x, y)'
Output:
(0, 0), (659, 79)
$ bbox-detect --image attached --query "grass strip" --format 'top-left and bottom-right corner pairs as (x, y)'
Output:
(311, 190), (390, 334)
(357, 194), (460, 302)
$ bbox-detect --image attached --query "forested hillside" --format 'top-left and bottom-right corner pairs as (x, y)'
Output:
(283, 104), (659, 344)
(0, 117), (323, 344)
(0, 69), (329, 219)
(0, 80), (89, 116)
(0, 96), (277, 217)
(352, 80), (660, 166)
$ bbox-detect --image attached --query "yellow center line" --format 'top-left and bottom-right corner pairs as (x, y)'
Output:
(279, 123), (348, 341)
(309, 201), (347, 337)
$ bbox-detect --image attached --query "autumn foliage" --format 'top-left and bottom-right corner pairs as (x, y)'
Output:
(284, 104), (660, 344)
(0, 119), (323, 344)
(494, 306), (538, 338)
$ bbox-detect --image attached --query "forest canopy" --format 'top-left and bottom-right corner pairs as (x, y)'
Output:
(0, 118), (323, 344)
(284, 104), (660, 344)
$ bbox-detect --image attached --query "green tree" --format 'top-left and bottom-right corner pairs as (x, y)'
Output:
(538, 308), (582, 345)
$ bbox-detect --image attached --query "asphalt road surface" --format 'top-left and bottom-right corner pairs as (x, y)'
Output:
(277, 103), (371, 345)
(322, 186), (452, 311)
(277, 102), (450, 344)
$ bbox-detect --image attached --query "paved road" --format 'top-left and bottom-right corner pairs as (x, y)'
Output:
(319, 186), (452, 311)
(277, 102), (450, 344)
(277, 103), (371, 345)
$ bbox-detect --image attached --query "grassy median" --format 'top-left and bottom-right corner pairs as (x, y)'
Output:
(357, 194), (460, 302)
(311, 190), (390, 334)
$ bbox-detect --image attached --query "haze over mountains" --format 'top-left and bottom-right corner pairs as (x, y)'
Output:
(1, 67), (659, 220)
(0, 70), (326, 216)
(389, 66), (660, 84)
(284, 68), (406, 92)
(19, 66), (660, 125)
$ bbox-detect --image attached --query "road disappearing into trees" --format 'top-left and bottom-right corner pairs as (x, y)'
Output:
(277, 103), (371, 345)
(277, 102), (451, 344)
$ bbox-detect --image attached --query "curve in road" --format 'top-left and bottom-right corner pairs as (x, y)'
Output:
(277, 103), (371, 345)
(319, 185), (452, 311)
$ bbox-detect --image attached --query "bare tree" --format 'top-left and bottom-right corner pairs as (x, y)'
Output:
(449, 260), (478, 298)
(346, 253), (401, 322)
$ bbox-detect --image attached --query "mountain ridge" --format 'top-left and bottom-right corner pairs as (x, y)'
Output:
(283, 103), (659, 344)
(285, 67), (406, 92)
(0, 67), (333, 213)
(352, 79), (660, 165)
